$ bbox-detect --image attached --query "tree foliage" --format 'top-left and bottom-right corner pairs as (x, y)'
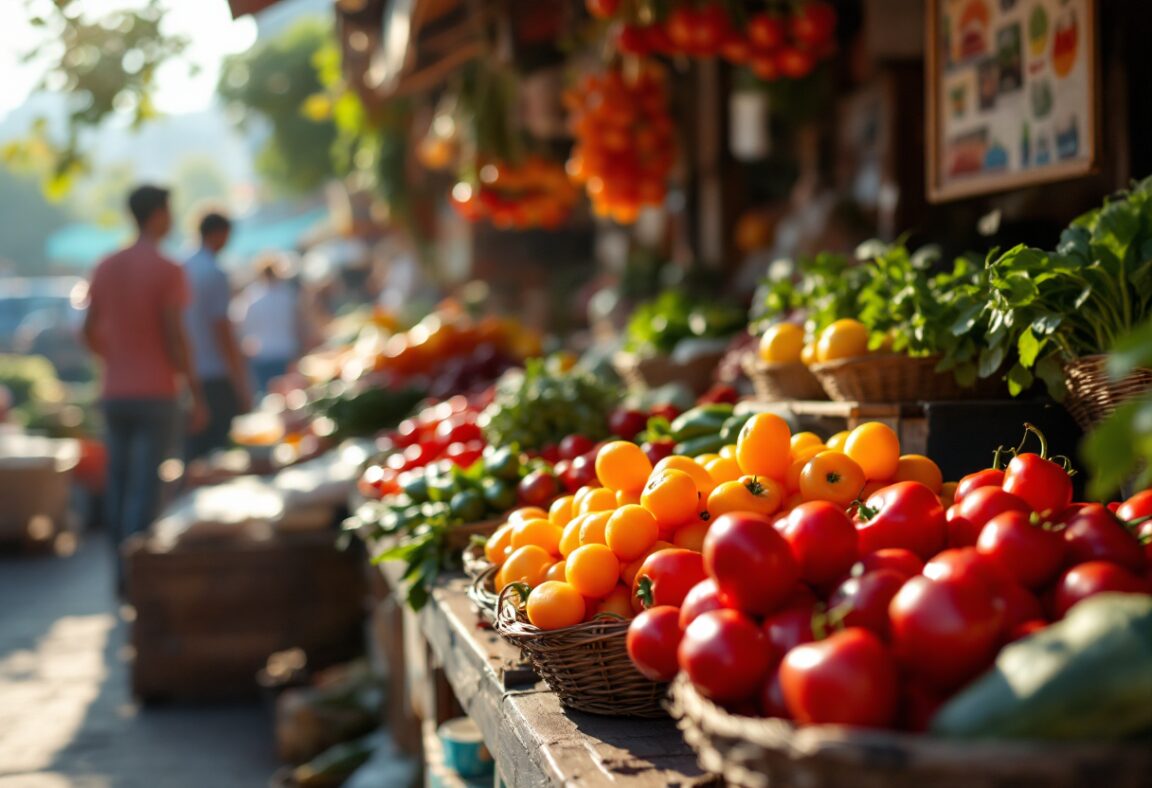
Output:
(218, 18), (339, 195)
(1, 0), (191, 199)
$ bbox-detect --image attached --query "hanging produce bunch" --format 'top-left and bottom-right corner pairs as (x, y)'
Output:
(592, 0), (837, 81)
(451, 156), (580, 230)
(565, 63), (675, 224)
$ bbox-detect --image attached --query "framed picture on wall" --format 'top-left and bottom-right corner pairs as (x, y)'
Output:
(926, 0), (1099, 202)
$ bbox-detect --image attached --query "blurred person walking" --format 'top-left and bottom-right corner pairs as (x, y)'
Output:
(182, 211), (251, 460)
(233, 253), (304, 396)
(82, 185), (207, 587)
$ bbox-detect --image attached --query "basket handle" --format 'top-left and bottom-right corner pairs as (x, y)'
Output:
(496, 582), (529, 629)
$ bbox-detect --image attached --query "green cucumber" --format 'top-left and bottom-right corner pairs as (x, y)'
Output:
(718, 412), (754, 443)
(674, 434), (727, 457)
(670, 404), (734, 442)
(930, 593), (1152, 740)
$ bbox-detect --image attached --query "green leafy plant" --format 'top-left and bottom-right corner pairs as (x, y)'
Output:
(750, 252), (866, 336)
(979, 175), (1152, 397)
(625, 291), (745, 356)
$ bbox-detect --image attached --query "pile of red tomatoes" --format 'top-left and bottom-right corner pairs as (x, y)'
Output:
(590, 0), (837, 82)
(627, 434), (1152, 731)
(450, 156), (580, 230)
(565, 64), (675, 224)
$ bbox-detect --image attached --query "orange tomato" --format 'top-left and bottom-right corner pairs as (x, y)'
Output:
(799, 451), (867, 507)
(595, 440), (653, 493)
(693, 453), (721, 466)
(616, 488), (642, 506)
(484, 524), (514, 566)
(500, 545), (555, 589)
(572, 486), (597, 511)
(706, 475), (784, 518)
(672, 520), (710, 552)
(510, 518), (563, 556)
(815, 319), (870, 362)
(703, 455), (743, 486)
(859, 479), (890, 500)
(735, 413), (791, 479)
(801, 342), (818, 366)
(653, 455), (715, 497)
(526, 581), (586, 630)
(544, 560), (568, 583)
(579, 510), (612, 546)
(605, 504), (659, 560)
(719, 445), (739, 461)
(893, 454), (943, 493)
(844, 422), (901, 481)
(566, 544), (621, 598)
(593, 585), (635, 620)
(826, 430), (851, 452)
(641, 469), (700, 529)
(790, 432), (824, 454)
(549, 495), (575, 528)
(940, 481), (958, 508)
(786, 444), (828, 493)
(508, 506), (550, 525)
(559, 516), (585, 557)
(579, 487), (619, 514)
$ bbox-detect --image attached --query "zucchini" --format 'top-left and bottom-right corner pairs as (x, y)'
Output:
(718, 412), (754, 444)
(675, 434), (727, 457)
(930, 593), (1152, 740)
(670, 404), (733, 442)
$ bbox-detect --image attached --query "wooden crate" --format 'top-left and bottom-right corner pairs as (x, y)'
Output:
(126, 530), (367, 702)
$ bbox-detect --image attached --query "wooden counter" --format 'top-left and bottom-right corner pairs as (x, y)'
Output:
(372, 556), (716, 787)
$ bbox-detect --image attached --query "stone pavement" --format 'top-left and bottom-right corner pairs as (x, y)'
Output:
(0, 533), (280, 788)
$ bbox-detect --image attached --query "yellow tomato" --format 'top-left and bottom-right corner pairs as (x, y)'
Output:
(815, 319), (870, 362)
(759, 323), (805, 364)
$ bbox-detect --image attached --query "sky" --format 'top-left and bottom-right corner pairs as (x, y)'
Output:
(0, 0), (260, 119)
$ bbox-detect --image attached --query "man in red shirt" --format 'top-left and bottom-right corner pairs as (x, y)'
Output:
(83, 185), (207, 585)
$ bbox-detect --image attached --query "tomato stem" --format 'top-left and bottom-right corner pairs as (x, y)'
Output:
(1050, 454), (1077, 476)
(854, 499), (879, 521)
(1019, 422), (1050, 460)
(991, 445), (1008, 471)
(635, 575), (654, 608)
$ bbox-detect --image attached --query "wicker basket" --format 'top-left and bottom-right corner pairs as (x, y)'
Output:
(1062, 354), (1152, 430)
(494, 585), (669, 718)
(461, 541), (491, 580)
(809, 354), (1005, 403)
(613, 349), (726, 396)
(467, 565), (500, 624)
(670, 676), (1152, 788)
(741, 353), (828, 402)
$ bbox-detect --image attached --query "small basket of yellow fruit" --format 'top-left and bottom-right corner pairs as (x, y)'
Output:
(743, 323), (828, 402)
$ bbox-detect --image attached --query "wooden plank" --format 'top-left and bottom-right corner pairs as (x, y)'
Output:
(416, 574), (717, 788)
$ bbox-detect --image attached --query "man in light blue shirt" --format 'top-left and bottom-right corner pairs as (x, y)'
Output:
(182, 212), (251, 461)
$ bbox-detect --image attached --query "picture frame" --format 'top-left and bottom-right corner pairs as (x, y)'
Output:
(926, 0), (1099, 202)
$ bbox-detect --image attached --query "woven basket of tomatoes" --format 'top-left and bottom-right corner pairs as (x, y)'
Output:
(495, 583), (669, 718)
(467, 564), (501, 625)
(742, 354), (827, 402)
(669, 673), (1151, 788)
(809, 354), (1004, 403)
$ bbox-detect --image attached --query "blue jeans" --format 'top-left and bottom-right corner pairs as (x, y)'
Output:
(251, 357), (290, 396)
(103, 399), (179, 580)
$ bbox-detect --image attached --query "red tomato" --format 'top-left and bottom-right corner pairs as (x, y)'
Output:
(888, 575), (1004, 690)
(899, 679), (948, 733)
(641, 439), (676, 465)
(608, 409), (649, 441)
(1002, 452), (1073, 517)
(564, 454), (598, 491)
(1051, 561), (1149, 618)
(1060, 503), (1146, 574)
(976, 510), (1066, 589)
(719, 33), (752, 64)
(790, 1), (837, 46)
(758, 670), (791, 719)
(679, 609), (773, 702)
(954, 468), (1005, 503)
(761, 602), (816, 655)
(585, 0), (619, 19)
(678, 578), (726, 630)
(616, 24), (653, 55)
(1005, 619), (1048, 643)
(626, 606), (683, 682)
(1138, 521), (1152, 566)
(1116, 489), (1152, 522)
(634, 548), (707, 609)
(649, 403), (681, 422)
(945, 504), (982, 548)
(559, 434), (595, 461)
(776, 47), (815, 79)
(689, 3), (730, 56)
(778, 501), (858, 586)
(749, 52), (781, 81)
(663, 6), (696, 52)
(923, 547), (1013, 595)
(999, 581), (1045, 635)
(779, 628), (897, 727)
(828, 569), (906, 640)
(858, 548), (923, 579)
(955, 486), (1030, 530)
(436, 418), (483, 445)
(445, 440), (485, 468)
(855, 482), (946, 560)
(518, 470), (559, 507)
(704, 512), (800, 615)
(747, 12), (786, 49)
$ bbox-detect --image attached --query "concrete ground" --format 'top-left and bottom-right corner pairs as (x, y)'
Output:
(0, 532), (281, 788)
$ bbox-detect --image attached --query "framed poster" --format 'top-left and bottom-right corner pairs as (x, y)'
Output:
(926, 0), (1099, 202)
